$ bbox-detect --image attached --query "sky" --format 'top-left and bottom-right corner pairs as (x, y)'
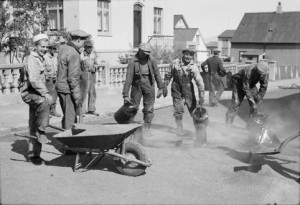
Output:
(167, 0), (300, 41)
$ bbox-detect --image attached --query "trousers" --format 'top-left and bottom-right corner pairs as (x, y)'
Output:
(208, 73), (225, 104)
(58, 92), (77, 129)
(45, 77), (58, 114)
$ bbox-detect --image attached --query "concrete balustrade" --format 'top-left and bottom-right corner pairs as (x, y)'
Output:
(0, 62), (299, 95)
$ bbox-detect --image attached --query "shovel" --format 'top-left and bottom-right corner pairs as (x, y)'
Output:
(250, 132), (300, 155)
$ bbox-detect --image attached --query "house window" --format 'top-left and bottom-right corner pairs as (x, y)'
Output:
(97, 0), (111, 35)
(47, 0), (63, 31)
(153, 7), (162, 35)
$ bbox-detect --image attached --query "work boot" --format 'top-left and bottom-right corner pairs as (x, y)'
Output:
(143, 123), (152, 138)
(175, 116), (184, 137)
(87, 111), (100, 116)
(194, 124), (207, 147)
(225, 112), (234, 127)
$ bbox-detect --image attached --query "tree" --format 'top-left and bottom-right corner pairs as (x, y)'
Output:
(0, 0), (48, 63)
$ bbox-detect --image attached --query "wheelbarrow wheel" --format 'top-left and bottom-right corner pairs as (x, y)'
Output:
(114, 141), (148, 177)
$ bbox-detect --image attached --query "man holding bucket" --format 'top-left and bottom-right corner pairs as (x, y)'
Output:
(163, 48), (207, 146)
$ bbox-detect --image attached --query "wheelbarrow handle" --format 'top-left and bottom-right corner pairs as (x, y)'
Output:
(48, 124), (66, 132)
(276, 132), (300, 152)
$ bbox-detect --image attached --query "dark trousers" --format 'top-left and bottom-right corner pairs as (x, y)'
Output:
(208, 73), (225, 105)
(130, 77), (155, 124)
(227, 77), (259, 119)
(58, 92), (77, 129)
(24, 93), (50, 157)
(87, 72), (97, 112)
(45, 77), (58, 114)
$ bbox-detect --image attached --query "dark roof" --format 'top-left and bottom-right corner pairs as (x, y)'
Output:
(232, 12), (300, 43)
(174, 28), (199, 41)
(206, 41), (218, 47)
(174, 15), (189, 29)
(218, 30), (235, 38)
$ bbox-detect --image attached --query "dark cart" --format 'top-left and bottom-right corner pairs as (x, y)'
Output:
(16, 124), (151, 177)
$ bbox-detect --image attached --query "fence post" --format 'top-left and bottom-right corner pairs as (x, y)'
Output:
(104, 62), (110, 86)
(268, 61), (277, 81)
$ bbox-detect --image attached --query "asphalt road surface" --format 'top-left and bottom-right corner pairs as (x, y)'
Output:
(1, 89), (299, 204)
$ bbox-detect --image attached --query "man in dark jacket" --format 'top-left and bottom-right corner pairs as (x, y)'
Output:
(122, 43), (164, 136)
(56, 30), (89, 129)
(226, 61), (269, 125)
(201, 49), (227, 107)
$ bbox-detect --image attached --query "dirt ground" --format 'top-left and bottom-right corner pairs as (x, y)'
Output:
(0, 91), (299, 204)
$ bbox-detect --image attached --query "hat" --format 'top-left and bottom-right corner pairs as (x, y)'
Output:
(48, 42), (57, 48)
(213, 48), (221, 53)
(70, 30), (90, 38)
(182, 48), (195, 55)
(32, 33), (48, 43)
(139, 43), (151, 54)
(84, 40), (93, 47)
(257, 61), (269, 74)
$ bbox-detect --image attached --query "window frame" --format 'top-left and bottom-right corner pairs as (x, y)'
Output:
(97, 0), (112, 36)
(153, 7), (163, 35)
(46, 0), (63, 31)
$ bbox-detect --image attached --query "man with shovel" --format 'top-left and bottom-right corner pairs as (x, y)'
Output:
(226, 60), (269, 126)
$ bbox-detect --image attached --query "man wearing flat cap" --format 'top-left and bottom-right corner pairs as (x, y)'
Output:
(20, 33), (52, 164)
(44, 42), (61, 118)
(56, 29), (89, 129)
(226, 60), (269, 126)
(80, 40), (99, 116)
(201, 48), (227, 107)
(122, 43), (165, 136)
(163, 48), (205, 146)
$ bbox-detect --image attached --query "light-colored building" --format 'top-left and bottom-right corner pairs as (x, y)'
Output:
(217, 29), (235, 58)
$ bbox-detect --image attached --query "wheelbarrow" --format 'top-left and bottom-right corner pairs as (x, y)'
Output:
(15, 123), (152, 176)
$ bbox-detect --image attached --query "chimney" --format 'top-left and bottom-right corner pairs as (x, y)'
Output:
(276, 2), (282, 14)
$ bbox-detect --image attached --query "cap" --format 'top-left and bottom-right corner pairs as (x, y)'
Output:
(182, 48), (195, 55)
(70, 30), (90, 38)
(32, 33), (48, 43)
(213, 48), (221, 53)
(84, 40), (93, 47)
(48, 42), (57, 48)
(257, 61), (269, 73)
(139, 43), (151, 54)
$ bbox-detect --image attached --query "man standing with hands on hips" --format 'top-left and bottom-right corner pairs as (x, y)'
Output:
(56, 30), (89, 129)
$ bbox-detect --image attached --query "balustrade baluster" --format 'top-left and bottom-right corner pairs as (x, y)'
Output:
(11, 68), (20, 93)
(2, 69), (11, 94)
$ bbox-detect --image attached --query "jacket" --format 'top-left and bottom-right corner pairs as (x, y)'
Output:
(80, 51), (98, 73)
(164, 59), (204, 99)
(122, 55), (164, 98)
(232, 63), (269, 100)
(44, 52), (58, 79)
(56, 41), (81, 101)
(201, 55), (226, 76)
(21, 51), (49, 97)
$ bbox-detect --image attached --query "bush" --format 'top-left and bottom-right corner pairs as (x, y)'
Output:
(151, 45), (182, 64)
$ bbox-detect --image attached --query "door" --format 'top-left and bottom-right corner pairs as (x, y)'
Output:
(133, 4), (142, 48)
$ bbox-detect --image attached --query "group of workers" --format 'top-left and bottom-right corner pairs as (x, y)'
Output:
(21, 29), (269, 164)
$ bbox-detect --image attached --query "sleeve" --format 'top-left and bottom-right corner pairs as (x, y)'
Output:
(257, 73), (269, 100)
(200, 60), (208, 72)
(67, 52), (81, 100)
(242, 70), (253, 100)
(27, 56), (49, 97)
(164, 63), (174, 87)
(122, 59), (135, 98)
(151, 58), (164, 89)
(193, 65), (205, 92)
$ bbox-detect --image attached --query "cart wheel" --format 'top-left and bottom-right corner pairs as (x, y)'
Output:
(114, 141), (148, 177)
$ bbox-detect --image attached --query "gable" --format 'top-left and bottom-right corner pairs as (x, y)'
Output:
(174, 28), (198, 41)
(232, 12), (300, 43)
(174, 15), (189, 29)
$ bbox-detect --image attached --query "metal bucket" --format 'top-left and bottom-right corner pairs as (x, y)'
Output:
(192, 107), (209, 125)
(114, 102), (138, 124)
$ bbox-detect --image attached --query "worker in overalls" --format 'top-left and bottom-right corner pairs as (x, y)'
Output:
(122, 43), (164, 136)
(163, 48), (206, 146)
